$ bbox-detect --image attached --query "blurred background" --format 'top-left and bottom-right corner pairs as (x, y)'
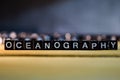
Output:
(0, 0), (120, 34)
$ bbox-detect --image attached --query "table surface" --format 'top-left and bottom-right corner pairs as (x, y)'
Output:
(0, 57), (120, 80)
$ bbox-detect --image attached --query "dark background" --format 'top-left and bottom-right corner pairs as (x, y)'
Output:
(0, 0), (120, 34)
